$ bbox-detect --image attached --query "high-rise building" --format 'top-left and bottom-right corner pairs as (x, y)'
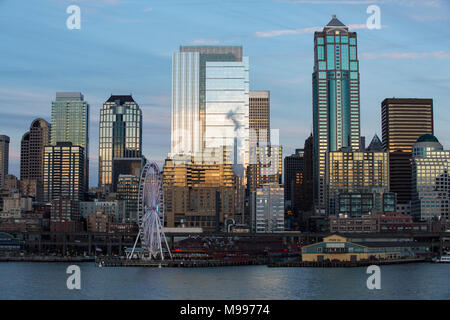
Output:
(326, 137), (389, 215)
(284, 149), (304, 203)
(411, 134), (450, 221)
(117, 174), (140, 224)
(163, 157), (236, 231)
(301, 134), (314, 212)
(247, 145), (282, 193)
(98, 95), (142, 189)
(112, 157), (145, 192)
(249, 90), (270, 147)
(381, 98), (433, 153)
(381, 98), (433, 206)
(51, 92), (89, 189)
(251, 183), (284, 233)
(171, 46), (249, 166)
(43, 142), (85, 202)
(0, 135), (10, 189)
(20, 118), (50, 200)
(313, 16), (361, 211)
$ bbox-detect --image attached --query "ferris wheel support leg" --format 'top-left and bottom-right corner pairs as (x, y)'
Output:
(156, 223), (164, 261)
(128, 229), (141, 260)
(162, 231), (172, 260)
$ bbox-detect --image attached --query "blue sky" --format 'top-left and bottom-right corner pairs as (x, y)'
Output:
(1, 0), (449, 186)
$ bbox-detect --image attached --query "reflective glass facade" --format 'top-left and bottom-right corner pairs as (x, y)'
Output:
(412, 138), (450, 221)
(171, 46), (249, 167)
(99, 95), (142, 188)
(51, 92), (89, 189)
(313, 17), (360, 211)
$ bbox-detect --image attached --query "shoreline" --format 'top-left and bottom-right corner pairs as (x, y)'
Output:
(0, 256), (430, 267)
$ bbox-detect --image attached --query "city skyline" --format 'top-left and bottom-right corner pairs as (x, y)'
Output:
(1, 0), (449, 187)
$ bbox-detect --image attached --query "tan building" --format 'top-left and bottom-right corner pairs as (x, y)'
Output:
(249, 90), (270, 146)
(326, 147), (389, 215)
(302, 234), (428, 262)
(163, 158), (236, 231)
(87, 210), (114, 233)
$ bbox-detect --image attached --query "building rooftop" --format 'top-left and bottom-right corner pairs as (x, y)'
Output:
(416, 134), (439, 143)
(366, 134), (383, 152)
(106, 95), (135, 105)
(326, 14), (346, 27)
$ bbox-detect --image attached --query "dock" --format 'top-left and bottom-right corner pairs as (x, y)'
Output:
(97, 258), (267, 268)
(267, 257), (427, 268)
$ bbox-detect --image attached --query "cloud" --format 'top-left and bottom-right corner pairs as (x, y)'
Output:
(277, 0), (384, 4)
(143, 7), (152, 12)
(190, 39), (221, 45)
(360, 51), (450, 60)
(276, 0), (443, 6)
(254, 24), (376, 38)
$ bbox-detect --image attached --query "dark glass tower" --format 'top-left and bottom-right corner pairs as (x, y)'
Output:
(312, 15), (360, 212)
(98, 95), (142, 189)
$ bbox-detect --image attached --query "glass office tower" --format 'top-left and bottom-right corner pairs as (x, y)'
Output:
(98, 95), (142, 188)
(51, 92), (89, 189)
(171, 46), (249, 167)
(412, 134), (450, 221)
(313, 15), (361, 211)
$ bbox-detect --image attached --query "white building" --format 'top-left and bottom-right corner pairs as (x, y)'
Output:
(251, 183), (284, 233)
(0, 193), (33, 218)
(79, 200), (125, 222)
(171, 46), (249, 167)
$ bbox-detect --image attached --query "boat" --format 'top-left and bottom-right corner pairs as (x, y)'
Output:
(432, 255), (450, 263)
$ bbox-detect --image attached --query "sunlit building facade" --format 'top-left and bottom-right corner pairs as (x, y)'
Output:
(412, 134), (450, 221)
(98, 95), (142, 188)
(163, 157), (236, 231)
(43, 142), (85, 202)
(247, 145), (282, 193)
(326, 148), (389, 216)
(171, 46), (249, 167)
(313, 16), (361, 212)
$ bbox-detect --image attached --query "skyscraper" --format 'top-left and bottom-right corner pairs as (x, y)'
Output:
(412, 134), (450, 221)
(20, 118), (50, 200)
(51, 92), (89, 189)
(284, 149), (304, 203)
(43, 142), (85, 202)
(98, 95), (142, 189)
(0, 135), (10, 189)
(381, 98), (433, 153)
(163, 157), (236, 230)
(249, 90), (270, 147)
(326, 137), (389, 215)
(171, 46), (249, 166)
(313, 15), (361, 211)
(381, 98), (433, 206)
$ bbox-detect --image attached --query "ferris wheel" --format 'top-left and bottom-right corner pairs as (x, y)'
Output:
(127, 161), (172, 260)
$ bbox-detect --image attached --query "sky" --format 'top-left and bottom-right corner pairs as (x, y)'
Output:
(1, 0), (449, 187)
